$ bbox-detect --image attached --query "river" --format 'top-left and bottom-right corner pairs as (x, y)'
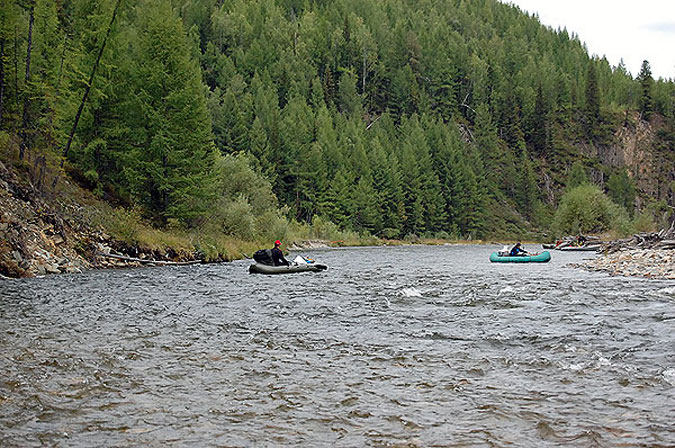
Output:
(1, 245), (674, 447)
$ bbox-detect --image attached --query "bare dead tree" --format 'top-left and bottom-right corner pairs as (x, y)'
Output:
(0, 37), (5, 126)
(14, 25), (19, 116)
(19, 1), (34, 161)
(61, 0), (122, 165)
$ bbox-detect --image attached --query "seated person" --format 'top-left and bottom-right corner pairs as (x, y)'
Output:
(271, 240), (290, 266)
(509, 242), (528, 256)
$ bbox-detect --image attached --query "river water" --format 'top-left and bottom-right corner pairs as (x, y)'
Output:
(1, 245), (674, 447)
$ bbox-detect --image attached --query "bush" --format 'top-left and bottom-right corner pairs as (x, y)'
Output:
(213, 153), (276, 214)
(308, 215), (342, 241)
(217, 196), (256, 240)
(645, 199), (674, 229)
(632, 212), (656, 233)
(255, 209), (289, 243)
(554, 184), (630, 235)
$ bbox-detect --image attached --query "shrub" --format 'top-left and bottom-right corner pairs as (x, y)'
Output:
(632, 212), (656, 233)
(308, 215), (342, 241)
(554, 184), (630, 235)
(217, 196), (255, 240)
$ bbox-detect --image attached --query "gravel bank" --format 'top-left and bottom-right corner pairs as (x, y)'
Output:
(578, 249), (675, 279)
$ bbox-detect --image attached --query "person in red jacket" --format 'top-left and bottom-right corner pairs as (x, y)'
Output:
(271, 240), (290, 266)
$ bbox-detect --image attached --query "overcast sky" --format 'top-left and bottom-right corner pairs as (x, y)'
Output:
(502, 0), (675, 80)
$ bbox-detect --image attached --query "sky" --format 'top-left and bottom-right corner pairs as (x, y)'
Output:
(503, 0), (675, 80)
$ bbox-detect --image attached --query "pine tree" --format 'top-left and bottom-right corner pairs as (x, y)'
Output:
(278, 92), (313, 210)
(473, 103), (502, 194)
(637, 60), (654, 121)
(606, 168), (636, 216)
(117, 0), (216, 224)
(323, 165), (355, 230)
(515, 148), (539, 219)
(352, 175), (380, 233)
(337, 68), (360, 116)
(251, 71), (282, 187)
(247, 116), (274, 181)
(500, 89), (525, 152)
(369, 137), (403, 237)
(566, 161), (590, 190)
(212, 87), (249, 153)
(530, 84), (549, 156)
(61, 0), (122, 165)
(584, 62), (600, 139)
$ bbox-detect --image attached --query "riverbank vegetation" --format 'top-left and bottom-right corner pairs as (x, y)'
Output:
(1, 0), (674, 269)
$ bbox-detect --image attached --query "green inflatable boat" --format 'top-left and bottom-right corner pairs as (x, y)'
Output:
(249, 262), (328, 274)
(489, 251), (551, 263)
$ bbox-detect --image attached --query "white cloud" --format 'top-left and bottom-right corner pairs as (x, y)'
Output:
(502, 1), (675, 80)
(642, 22), (675, 34)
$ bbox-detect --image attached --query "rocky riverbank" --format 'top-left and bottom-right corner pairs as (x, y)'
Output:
(577, 248), (675, 279)
(0, 157), (340, 279)
(0, 159), (203, 278)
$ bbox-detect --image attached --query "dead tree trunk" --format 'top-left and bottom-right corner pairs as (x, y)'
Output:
(62, 0), (122, 165)
(19, 3), (34, 161)
(0, 38), (5, 126)
(14, 25), (19, 116)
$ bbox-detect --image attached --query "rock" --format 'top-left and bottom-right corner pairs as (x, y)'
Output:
(44, 263), (60, 274)
(11, 250), (22, 263)
(579, 248), (675, 280)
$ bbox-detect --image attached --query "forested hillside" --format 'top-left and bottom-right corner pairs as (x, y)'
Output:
(1, 0), (674, 241)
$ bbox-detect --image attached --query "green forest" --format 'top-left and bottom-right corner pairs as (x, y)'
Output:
(1, 0), (674, 245)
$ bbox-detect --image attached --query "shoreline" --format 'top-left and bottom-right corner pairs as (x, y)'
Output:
(575, 248), (675, 280)
(0, 236), (500, 279)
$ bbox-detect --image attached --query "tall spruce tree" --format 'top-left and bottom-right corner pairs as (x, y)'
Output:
(637, 60), (654, 121)
(530, 84), (549, 156)
(118, 0), (216, 224)
(606, 168), (636, 216)
(516, 148), (539, 219)
(584, 62), (600, 139)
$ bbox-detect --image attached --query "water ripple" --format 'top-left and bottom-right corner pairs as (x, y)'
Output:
(1, 245), (674, 446)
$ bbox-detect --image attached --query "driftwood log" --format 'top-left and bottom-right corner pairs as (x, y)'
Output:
(604, 223), (675, 253)
(96, 251), (202, 266)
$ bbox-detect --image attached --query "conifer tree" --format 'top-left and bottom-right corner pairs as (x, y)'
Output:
(18, 0), (35, 159)
(0, 5), (9, 126)
(117, 0), (216, 224)
(61, 0), (122, 165)
(251, 71), (282, 184)
(0, 2), (20, 128)
(637, 60), (654, 121)
(500, 89), (525, 152)
(473, 103), (502, 193)
(278, 92), (313, 209)
(369, 137), (403, 237)
(515, 148), (539, 219)
(584, 62), (600, 139)
(530, 84), (549, 155)
(323, 165), (355, 230)
(352, 175), (380, 233)
(247, 116), (274, 181)
(606, 168), (636, 216)
(566, 161), (590, 190)
(213, 87), (249, 153)
(337, 68), (360, 116)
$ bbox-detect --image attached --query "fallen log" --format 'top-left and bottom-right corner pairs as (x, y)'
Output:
(96, 251), (202, 266)
(604, 227), (675, 253)
(657, 240), (675, 250)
